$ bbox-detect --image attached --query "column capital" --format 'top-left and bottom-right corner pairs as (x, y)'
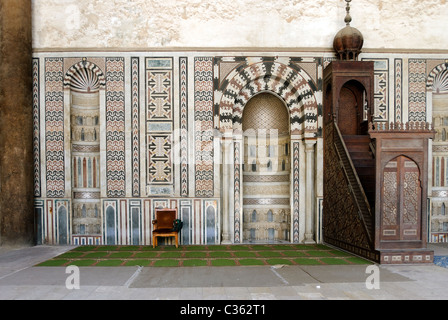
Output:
(221, 129), (233, 139)
(304, 139), (317, 151)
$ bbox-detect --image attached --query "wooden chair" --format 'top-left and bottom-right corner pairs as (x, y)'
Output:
(152, 208), (179, 248)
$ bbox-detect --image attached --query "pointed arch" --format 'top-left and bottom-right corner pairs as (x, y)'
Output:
(382, 155), (422, 241)
(217, 61), (320, 137)
(383, 154), (422, 175)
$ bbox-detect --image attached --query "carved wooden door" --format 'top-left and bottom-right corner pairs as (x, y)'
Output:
(381, 156), (421, 241)
(338, 87), (359, 136)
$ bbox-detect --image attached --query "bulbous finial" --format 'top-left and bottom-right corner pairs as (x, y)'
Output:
(332, 0), (364, 61)
(345, 0), (352, 25)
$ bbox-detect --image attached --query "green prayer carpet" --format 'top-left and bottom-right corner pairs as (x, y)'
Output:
(36, 244), (372, 267)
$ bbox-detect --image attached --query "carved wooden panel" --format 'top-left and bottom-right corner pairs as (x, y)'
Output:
(402, 160), (421, 240)
(382, 161), (399, 240)
(381, 156), (421, 241)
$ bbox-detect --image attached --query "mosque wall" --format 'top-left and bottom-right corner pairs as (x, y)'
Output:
(30, 0), (448, 246)
(31, 50), (448, 245)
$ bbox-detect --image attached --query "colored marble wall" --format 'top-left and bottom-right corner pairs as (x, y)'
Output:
(32, 51), (448, 246)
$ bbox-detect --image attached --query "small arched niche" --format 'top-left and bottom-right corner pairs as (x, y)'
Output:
(242, 92), (291, 243)
(338, 80), (368, 136)
(67, 63), (103, 241)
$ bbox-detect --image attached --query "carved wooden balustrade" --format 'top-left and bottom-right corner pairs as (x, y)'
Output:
(368, 121), (434, 133)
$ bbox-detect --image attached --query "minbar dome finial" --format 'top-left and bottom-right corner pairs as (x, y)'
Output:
(333, 0), (364, 61)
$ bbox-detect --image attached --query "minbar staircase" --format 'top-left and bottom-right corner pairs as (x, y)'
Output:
(333, 125), (375, 241)
(323, 122), (377, 261)
(342, 135), (376, 212)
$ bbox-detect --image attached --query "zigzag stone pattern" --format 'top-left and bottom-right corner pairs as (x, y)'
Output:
(215, 57), (321, 138)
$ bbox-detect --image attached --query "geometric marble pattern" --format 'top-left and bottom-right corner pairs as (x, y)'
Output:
(194, 57), (214, 197)
(394, 59), (403, 123)
(146, 58), (174, 192)
(375, 69), (388, 122)
(179, 57), (189, 197)
(293, 141), (300, 242)
(33, 58), (41, 197)
(362, 58), (388, 122)
(374, 60), (388, 121)
(408, 59), (427, 122)
(131, 57), (141, 197)
(45, 57), (65, 197)
(148, 134), (172, 183)
(147, 70), (172, 120)
(105, 57), (126, 197)
(234, 141), (241, 243)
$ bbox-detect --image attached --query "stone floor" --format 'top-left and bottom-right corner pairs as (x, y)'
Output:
(0, 244), (448, 301)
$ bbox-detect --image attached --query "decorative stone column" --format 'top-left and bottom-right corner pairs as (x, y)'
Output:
(304, 139), (316, 244)
(221, 134), (232, 244)
(0, 0), (34, 246)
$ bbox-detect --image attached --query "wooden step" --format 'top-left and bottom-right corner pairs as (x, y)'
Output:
(344, 135), (376, 213)
(352, 158), (375, 167)
(343, 135), (372, 154)
(346, 143), (370, 152)
(343, 135), (371, 143)
(349, 151), (373, 160)
(355, 166), (375, 175)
